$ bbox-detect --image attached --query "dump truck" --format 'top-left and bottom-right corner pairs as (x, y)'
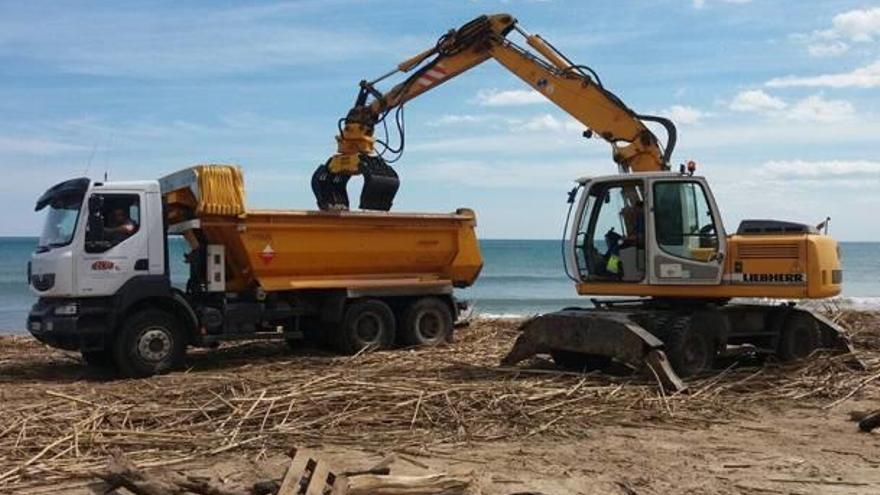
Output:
(27, 165), (483, 376)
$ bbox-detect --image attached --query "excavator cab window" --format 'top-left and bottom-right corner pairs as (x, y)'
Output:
(579, 182), (645, 282)
(653, 181), (718, 261)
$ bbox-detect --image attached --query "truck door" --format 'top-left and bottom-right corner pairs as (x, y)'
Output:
(76, 192), (150, 296)
(647, 177), (726, 285)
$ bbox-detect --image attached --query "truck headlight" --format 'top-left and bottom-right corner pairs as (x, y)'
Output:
(54, 303), (78, 316)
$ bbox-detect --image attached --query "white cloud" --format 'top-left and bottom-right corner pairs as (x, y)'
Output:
(829, 7), (880, 42)
(729, 90), (787, 112)
(428, 114), (489, 126)
(474, 89), (546, 106)
(758, 160), (880, 182)
(512, 114), (582, 132)
(0, 3), (404, 77)
(766, 60), (880, 88)
(407, 158), (605, 189)
(661, 105), (705, 125)
(795, 7), (880, 57)
(728, 91), (853, 123)
(692, 0), (752, 9)
(0, 136), (90, 155)
(807, 40), (850, 57)
(784, 95), (854, 123)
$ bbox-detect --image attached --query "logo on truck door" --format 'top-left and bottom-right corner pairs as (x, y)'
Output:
(259, 244), (275, 264)
(91, 260), (116, 271)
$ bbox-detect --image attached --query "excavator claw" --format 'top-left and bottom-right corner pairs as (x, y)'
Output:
(311, 155), (400, 211)
(501, 309), (688, 393)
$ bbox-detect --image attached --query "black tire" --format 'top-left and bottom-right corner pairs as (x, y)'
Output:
(81, 349), (114, 368)
(401, 297), (454, 347)
(551, 350), (612, 372)
(334, 299), (396, 355)
(776, 312), (820, 362)
(113, 309), (186, 378)
(662, 316), (715, 378)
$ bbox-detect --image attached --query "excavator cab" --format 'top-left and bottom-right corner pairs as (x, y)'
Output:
(566, 172), (727, 290)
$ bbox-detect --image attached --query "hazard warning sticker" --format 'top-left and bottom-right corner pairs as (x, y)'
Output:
(259, 244), (275, 264)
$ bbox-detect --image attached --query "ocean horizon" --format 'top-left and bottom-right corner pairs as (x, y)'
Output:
(2, 237), (879, 334)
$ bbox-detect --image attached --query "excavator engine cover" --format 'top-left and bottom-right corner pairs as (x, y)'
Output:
(311, 155), (399, 211)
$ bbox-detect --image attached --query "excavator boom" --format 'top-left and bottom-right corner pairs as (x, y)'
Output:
(312, 13), (676, 211)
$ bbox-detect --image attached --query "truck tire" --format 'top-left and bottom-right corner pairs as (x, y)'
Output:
(776, 312), (820, 362)
(401, 297), (453, 347)
(81, 349), (114, 368)
(551, 350), (612, 372)
(663, 316), (715, 378)
(113, 309), (186, 378)
(335, 299), (396, 355)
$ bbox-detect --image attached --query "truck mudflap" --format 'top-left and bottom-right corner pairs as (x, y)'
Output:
(500, 310), (688, 393)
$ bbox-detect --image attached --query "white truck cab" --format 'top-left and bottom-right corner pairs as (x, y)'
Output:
(30, 178), (165, 300)
(27, 177), (188, 374)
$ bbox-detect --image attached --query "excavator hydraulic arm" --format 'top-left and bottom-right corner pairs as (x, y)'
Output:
(312, 13), (677, 211)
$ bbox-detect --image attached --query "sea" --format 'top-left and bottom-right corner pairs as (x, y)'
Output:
(2, 237), (879, 333)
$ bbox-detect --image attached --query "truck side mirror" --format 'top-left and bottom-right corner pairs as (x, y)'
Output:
(85, 195), (104, 242)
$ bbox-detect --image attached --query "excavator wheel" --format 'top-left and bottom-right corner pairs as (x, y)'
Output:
(776, 311), (820, 362)
(550, 350), (612, 372)
(661, 316), (715, 378)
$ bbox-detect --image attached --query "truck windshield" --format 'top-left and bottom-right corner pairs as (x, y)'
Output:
(37, 194), (83, 250)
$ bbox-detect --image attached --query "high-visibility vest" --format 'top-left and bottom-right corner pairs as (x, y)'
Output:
(606, 254), (621, 274)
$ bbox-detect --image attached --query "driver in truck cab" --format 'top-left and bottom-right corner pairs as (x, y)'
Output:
(104, 207), (137, 241)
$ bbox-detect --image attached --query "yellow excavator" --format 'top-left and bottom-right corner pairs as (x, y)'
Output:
(313, 14), (861, 391)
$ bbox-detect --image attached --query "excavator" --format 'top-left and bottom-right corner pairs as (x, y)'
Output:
(312, 13), (861, 391)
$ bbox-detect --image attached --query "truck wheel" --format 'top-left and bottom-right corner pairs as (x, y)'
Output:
(335, 299), (396, 354)
(776, 312), (820, 362)
(663, 316), (715, 378)
(401, 297), (453, 347)
(81, 349), (113, 368)
(551, 350), (612, 372)
(113, 309), (186, 378)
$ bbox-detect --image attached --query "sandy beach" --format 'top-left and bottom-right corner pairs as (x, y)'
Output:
(1, 313), (878, 494)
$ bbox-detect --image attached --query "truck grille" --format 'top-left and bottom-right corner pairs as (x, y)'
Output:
(31, 273), (55, 291)
(738, 243), (800, 259)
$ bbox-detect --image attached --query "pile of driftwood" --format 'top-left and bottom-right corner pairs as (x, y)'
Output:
(96, 449), (473, 495)
(0, 312), (878, 492)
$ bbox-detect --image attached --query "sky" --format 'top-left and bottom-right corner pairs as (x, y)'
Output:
(1, 0), (879, 240)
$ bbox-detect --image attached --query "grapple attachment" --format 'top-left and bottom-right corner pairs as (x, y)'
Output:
(311, 155), (400, 211)
(501, 309), (687, 393)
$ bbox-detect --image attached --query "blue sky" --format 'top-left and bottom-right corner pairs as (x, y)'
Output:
(1, 0), (879, 240)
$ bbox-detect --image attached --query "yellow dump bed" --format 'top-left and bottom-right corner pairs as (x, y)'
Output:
(160, 165), (483, 293)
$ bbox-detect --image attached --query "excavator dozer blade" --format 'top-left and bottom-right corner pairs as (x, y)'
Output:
(804, 308), (867, 371)
(501, 309), (687, 393)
